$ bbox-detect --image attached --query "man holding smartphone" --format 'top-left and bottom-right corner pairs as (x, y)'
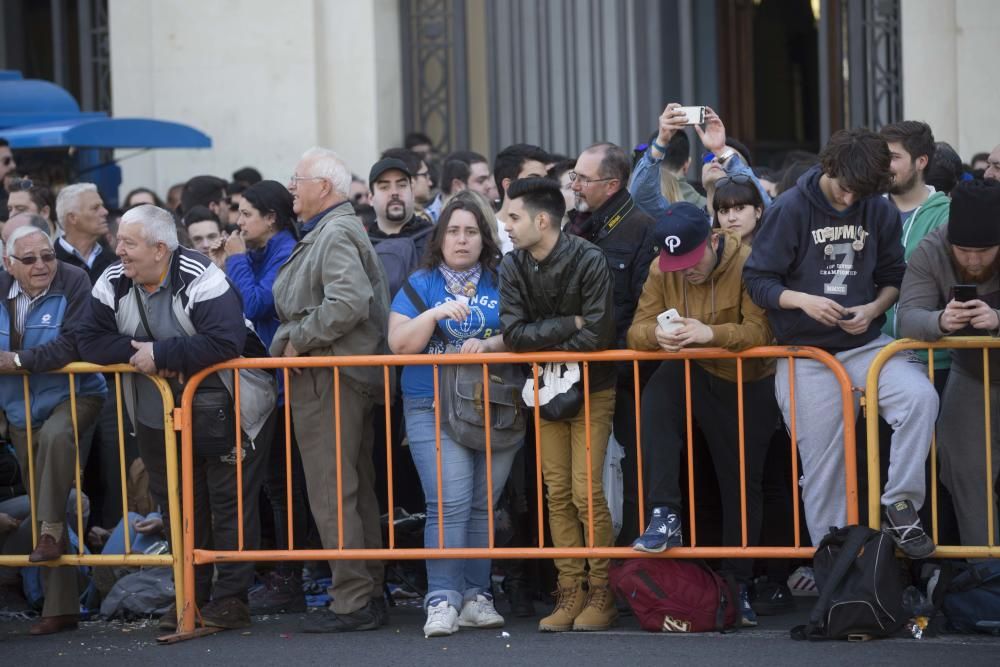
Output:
(897, 179), (1000, 548)
(743, 128), (939, 559)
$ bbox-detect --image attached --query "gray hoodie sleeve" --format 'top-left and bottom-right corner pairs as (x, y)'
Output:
(896, 241), (947, 341)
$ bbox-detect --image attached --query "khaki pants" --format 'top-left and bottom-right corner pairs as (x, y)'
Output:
(539, 388), (615, 580)
(290, 369), (383, 615)
(10, 394), (104, 617)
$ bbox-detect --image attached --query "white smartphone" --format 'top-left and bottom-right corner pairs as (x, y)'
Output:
(677, 106), (705, 125)
(656, 308), (684, 333)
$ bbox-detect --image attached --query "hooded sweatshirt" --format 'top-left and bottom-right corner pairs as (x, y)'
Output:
(628, 230), (773, 382)
(882, 189), (950, 339)
(742, 165), (905, 351)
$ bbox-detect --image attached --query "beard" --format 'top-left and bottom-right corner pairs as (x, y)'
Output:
(574, 193), (590, 213)
(950, 248), (1000, 284)
(385, 200), (407, 223)
(889, 169), (919, 196)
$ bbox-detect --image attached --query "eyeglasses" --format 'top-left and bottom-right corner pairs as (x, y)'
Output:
(715, 174), (753, 188)
(702, 152), (717, 164)
(288, 174), (326, 186)
(8, 178), (33, 192)
(10, 252), (56, 265)
(568, 172), (616, 186)
(415, 171), (431, 180)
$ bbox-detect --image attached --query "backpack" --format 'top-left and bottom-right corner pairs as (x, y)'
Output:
(792, 525), (907, 640)
(609, 559), (740, 633)
(99, 567), (176, 620)
(937, 560), (1000, 634)
(401, 282), (525, 452)
(373, 226), (435, 299)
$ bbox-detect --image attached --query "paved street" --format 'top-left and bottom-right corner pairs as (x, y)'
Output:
(3, 597), (999, 666)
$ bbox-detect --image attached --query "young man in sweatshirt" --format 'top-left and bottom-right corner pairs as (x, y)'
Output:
(743, 128), (938, 559)
(627, 202), (777, 626)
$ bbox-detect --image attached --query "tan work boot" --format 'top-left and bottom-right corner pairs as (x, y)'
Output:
(538, 576), (586, 632)
(573, 576), (618, 631)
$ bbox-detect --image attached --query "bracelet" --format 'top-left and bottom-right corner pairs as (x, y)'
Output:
(651, 140), (668, 154)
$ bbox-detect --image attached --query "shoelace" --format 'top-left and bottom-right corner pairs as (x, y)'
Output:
(553, 585), (579, 611)
(588, 585), (609, 608)
(887, 520), (923, 542)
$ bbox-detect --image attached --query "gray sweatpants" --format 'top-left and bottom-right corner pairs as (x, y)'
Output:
(937, 369), (1000, 547)
(775, 334), (937, 545)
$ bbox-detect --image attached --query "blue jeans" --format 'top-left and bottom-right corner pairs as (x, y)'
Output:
(404, 396), (521, 610)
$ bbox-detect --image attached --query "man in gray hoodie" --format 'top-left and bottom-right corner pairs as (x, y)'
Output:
(897, 179), (1000, 548)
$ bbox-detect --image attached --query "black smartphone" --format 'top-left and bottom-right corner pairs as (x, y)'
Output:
(952, 284), (978, 302)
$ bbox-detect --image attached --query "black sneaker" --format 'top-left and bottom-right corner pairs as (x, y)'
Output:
(303, 601), (379, 633)
(200, 596), (251, 630)
(249, 572), (306, 614)
(158, 602), (177, 631)
(882, 500), (936, 559)
(371, 593), (389, 626)
(750, 578), (795, 616)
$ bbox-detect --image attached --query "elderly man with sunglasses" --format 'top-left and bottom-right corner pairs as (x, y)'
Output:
(0, 225), (106, 634)
(630, 103), (771, 222)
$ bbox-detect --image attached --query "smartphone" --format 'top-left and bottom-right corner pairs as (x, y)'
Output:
(952, 284), (978, 302)
(656, 308), (684, 333)
(677, 106), (705, 126)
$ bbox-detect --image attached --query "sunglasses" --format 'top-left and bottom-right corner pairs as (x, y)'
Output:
(702, 152), (716, 164)
(8, 177), (32, 191)
(10, 252), (56, 265)
(715, 174), (754, 188)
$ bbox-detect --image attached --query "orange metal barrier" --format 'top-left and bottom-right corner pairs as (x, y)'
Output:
(0, 364), (184, 623)
(175, 346), (857, 635)
(865, 337), (1000, 558)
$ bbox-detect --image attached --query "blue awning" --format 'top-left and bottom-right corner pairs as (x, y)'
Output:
(1, 117), (212, 149)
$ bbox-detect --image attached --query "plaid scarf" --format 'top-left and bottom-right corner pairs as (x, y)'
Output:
(438, 263), (482, 298)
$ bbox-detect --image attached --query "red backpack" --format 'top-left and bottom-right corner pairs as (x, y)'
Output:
(609, 559), (740, 633)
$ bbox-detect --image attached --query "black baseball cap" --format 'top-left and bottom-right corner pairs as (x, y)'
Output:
(368, 158), (412, 190)
(653, 202), (713, 272)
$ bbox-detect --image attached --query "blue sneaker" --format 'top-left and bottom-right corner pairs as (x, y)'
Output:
(738, 584), (758, 627)
(632, 507), (683, 553)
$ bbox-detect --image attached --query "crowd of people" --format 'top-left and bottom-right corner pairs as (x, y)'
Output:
(0, 110), (997, 639)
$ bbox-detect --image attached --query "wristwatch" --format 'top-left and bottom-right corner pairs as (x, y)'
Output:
(717, 148), (736, 164)
(13, 353), (22, 369)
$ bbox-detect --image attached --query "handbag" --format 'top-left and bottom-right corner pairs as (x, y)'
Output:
(521, 360), (584, 422)
(401, 281), (525, 451)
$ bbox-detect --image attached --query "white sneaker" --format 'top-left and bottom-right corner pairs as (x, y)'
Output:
(423, 597), (459, 637)
(458, 593), (505, 628)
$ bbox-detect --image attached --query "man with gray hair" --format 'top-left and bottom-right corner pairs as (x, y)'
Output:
(271, 147), (392, 633)
(53, 183), (113, 284)
(78, 204), (277, 632)
(0, 225), (106, 634)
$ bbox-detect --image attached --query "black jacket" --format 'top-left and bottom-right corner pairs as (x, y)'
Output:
(566, 188), (658, 348)
(54, 239), (116, 286)
(499, 232), (616, 392)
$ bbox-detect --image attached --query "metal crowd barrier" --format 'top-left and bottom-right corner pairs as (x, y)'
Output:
(0, 364), (184, 624)
(175, 346), (858, 636)
(864, 336), (1000, 558)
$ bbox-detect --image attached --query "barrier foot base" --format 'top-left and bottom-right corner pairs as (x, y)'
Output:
(156, 627), (223, 644)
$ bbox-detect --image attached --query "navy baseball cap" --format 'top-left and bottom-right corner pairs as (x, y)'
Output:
(653, 202), (712, 272)
(368, 157), (412, 190)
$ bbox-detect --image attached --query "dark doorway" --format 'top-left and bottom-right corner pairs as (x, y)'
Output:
(717, 0), (821, 169)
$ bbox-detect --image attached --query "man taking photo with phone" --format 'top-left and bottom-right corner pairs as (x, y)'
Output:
(897, 179), (1000, 548)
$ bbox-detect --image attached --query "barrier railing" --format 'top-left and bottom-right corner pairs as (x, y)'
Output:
(176, 346), (858, 635)
(865, 336), (1000, 558)
(0, 363), (184, 623)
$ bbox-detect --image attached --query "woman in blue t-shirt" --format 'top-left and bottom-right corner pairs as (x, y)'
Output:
(388, 191), (520, 638)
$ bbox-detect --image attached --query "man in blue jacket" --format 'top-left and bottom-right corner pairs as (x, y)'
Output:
(743, 128), (938, 559)
(0, 225), (106, 634)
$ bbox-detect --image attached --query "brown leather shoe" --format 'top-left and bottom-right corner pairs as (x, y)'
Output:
(30, 614), (78, 635)
(29, 533), (66, 563)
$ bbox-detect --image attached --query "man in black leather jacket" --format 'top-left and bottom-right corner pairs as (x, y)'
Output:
(499, 177), (618, 633)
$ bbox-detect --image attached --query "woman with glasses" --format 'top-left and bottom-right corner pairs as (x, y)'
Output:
(712, 174), (765, 245)
(387, 191), (519, 638)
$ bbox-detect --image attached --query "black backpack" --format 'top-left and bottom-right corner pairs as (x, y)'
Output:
(935, 560), (1000, 634)
(792, 525), (907, 640)
(373, 226), (435, 299)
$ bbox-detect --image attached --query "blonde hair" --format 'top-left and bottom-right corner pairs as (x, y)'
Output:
(659, 167), (684, 204)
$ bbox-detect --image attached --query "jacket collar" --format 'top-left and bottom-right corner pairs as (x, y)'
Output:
(298, 201), (355, 244)
(566, 188), (634, 242)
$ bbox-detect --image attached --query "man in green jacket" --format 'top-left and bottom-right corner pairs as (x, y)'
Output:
(880, 121), (951, 372)
(272, 147), (393, 633)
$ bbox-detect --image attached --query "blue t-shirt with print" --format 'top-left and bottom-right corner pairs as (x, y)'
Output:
(391, 267), (502, 398)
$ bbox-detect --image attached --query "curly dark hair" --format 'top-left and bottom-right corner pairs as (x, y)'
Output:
(819, 128), (892, 199)
(422, 191), (501, 277)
